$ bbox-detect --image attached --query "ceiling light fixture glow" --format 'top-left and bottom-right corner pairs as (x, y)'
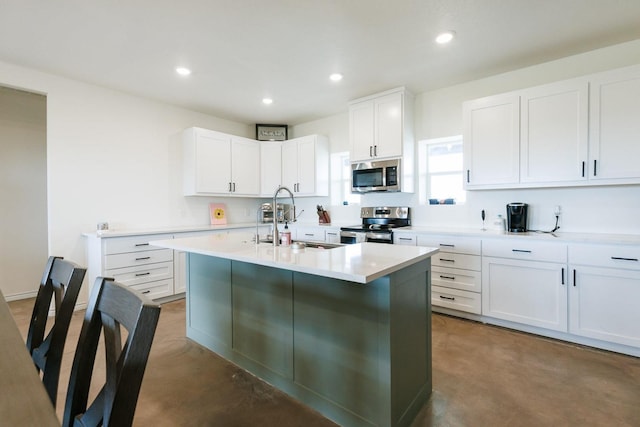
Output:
(329, 73), (343, 82)
(262, 98), (273, 105)
(176, 67), (192, 76)
(435, 31), (455, 44)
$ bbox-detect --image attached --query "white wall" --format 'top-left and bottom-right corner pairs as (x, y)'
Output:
(0, 60), (257, 301)
(2, 37), (640, 302)
(293, 39), (640, 235)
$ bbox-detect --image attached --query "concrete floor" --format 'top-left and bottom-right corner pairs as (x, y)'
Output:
(9, 297), (640, 426)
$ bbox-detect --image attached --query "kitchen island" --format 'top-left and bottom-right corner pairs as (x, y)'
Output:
(151, 233), (438, 427)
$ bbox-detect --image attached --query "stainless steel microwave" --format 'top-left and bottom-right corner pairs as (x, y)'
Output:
(351, 158), (401, 193)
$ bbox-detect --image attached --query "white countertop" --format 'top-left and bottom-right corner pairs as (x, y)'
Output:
(150, 233), (438, 284)
(394, 226), (640, 245)
(82, 222), (264, 238)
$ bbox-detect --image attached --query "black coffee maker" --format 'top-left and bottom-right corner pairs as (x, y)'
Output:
(506, 203), (528, 232)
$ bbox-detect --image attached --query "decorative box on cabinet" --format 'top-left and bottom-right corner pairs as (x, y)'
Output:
(482, 239), (567, 331)
(281, 134), (329, 196)
(569, 243), (640, 349)
(86, 233), (175, 300)
(183, 127), (260, 196)
(417, 235), (482, 315)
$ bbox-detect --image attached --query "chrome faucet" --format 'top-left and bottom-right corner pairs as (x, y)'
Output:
(272, 185), (296, 246)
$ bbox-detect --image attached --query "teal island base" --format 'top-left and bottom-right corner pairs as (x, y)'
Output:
(186, 253), (432, 427)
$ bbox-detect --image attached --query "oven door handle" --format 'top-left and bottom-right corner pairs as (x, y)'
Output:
(365, 232), (392, 241)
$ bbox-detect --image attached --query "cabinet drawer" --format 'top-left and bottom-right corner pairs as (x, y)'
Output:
(295, 227), (325, 242)
(432, 266), (481, 293)
(105, 261), (173, 287)
(432, 253), (481, 271)
(131, 279), (173, 300)
(394, 234), (417, 246)
(417, 235), (481, 255)
(482, 238), (567, 263)
(569, 243), (640, 270)
(104, 248), (173, 270)
(104, 233), (174, 255)
(432, 286), (481, 314)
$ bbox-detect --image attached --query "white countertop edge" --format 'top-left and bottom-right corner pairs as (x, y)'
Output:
(151, 236), (438, 284)
(394, 226), (640, 245)
(82, 223), (265, 238)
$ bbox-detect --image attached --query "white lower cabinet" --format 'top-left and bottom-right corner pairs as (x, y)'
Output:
(569, 243), (640, 348)
(481, 239), (568, 331)
(86, 233), (176, 300)
(418, 235), (482, 314)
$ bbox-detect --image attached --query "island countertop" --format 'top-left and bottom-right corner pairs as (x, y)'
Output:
(151, 233), (438, 284)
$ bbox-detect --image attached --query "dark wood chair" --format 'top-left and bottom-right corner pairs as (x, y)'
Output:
(62, 277), (161, 427)
(27, 256), (86, 406)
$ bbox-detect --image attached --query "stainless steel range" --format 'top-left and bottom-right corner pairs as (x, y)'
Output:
(340, 206), (410, 244)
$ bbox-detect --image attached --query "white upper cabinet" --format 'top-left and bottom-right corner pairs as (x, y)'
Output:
(464, 64), (640, 190)
(520, 79), (589, 184)
(281, 134), (329, 197)
(589, 64), (640, 182)
(463, 93), (520, 188)
(260, 141), (282, 196)
(349, 88), (413, 162)
(183, 127), (260, 196)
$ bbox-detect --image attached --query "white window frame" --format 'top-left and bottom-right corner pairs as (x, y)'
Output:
(418, 135), (465, 205)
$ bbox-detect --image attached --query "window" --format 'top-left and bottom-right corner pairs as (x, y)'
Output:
(330, 151), (360, 206)
(418, 136), (465, 205)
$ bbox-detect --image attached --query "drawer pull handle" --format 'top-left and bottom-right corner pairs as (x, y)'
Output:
(142, 290), (151, 294)
(439, 244), (455, 247)
(399, 237), (413, 241)
(304, 233), (314, 237)
(439, 258), (455, 263)
(512, 249), (532, 253)
(135, 243), (150, 247)
(135, 257), (151, 261)
(611, 256), (639, 262)
(439, 275), (456, 280)
(135, 272), (151, 277)
(439, 295), (455, 301)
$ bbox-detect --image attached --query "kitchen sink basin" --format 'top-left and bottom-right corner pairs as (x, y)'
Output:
(292, 240), (343, 250)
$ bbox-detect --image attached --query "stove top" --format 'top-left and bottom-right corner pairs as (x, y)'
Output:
(340, 206), (410, 233)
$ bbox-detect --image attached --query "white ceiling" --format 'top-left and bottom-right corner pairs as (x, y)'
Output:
(2, 0), (640, 125)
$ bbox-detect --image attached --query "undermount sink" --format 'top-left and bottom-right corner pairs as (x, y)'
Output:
(292, 240), (343, 250)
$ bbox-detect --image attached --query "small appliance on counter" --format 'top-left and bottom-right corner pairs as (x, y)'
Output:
(506, 203), (528, 232)
(259, 203), (294, 223)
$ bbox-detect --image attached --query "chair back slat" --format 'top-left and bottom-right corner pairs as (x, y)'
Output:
(26, 256), (86, 407)
(62, 277), (161, 427)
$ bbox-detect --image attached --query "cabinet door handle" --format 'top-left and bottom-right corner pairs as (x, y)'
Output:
(228, 182), (232, 192)
(232, 182), (236, 192)
(466, 169), (470, 183)
(611, 256), (639, 262)
(369, 146), (373, 157)
(439, 258), (455, 263)
(593, 159), (597, 176)
(439, 295), (455, 301)
(135, 272), (151, 277)
(142, 290), (151, 294)
(134, 243), (150, 247)
(439, 275), (456, 280)
(573, 269), (577, 287)
(581, 161), (585, 177)
(512, 249), (532, 253)
(561, 268), (565, 285)
(135, 256), (151, 261)
(439, 243), (455, 247)
(374, 145), (378, 156)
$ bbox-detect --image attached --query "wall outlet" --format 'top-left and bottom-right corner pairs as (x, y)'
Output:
(554, 205), (562, 216)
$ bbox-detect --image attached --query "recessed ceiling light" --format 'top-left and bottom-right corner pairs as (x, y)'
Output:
(435, 31), (455, 44)
(329, 73), (343, 82)
(176, 67), (192, 76)
(262, 98), (273, 105)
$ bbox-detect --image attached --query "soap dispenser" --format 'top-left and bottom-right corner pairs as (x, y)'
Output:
(280, 222), (291, 246)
